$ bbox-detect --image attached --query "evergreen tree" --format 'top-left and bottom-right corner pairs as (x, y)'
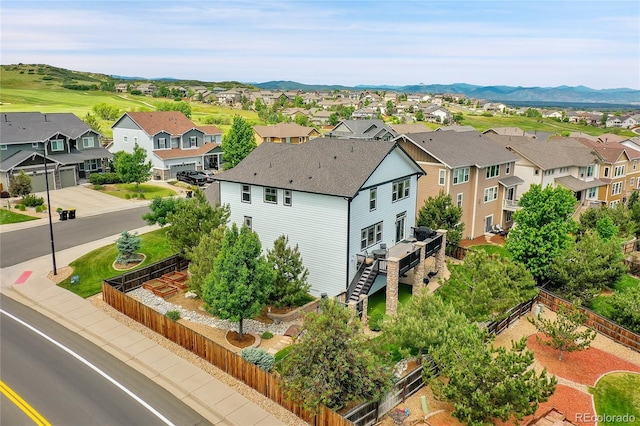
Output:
(116, 230), (141, 264)
(221, 116), (256, 169)
(416, 190), (464, 252)
(266, 235), (310, 308)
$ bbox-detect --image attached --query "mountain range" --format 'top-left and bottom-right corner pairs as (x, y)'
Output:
(254, 81), (640, 107)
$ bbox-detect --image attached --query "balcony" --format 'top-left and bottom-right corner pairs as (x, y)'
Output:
(503, 199), (521, 211)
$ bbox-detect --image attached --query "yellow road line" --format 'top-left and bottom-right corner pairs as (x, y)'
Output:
(0, 380), (52, 426)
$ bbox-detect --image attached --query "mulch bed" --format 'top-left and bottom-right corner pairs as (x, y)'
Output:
(520, 385), (596, 426)
(527, 334), (640, 386)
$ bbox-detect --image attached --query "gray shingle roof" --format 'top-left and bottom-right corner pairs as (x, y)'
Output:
(399, 131), (519, 168)
(1, 112), (97, 144)
(329, 120), (398, 139)
(0, 148), (113, 172)
(214, 138), (421, 198)
(555, 175), (606, 191)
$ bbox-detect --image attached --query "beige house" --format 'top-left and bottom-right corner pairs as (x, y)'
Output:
(253, 122), (320, 145)
(395, 130), (523, 239)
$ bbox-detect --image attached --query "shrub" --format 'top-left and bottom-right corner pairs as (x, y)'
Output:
(56, 207), (63, 213)
(0, 191), (10, 198)
(261, 331), (274, 339)
(241, 347), (275, 371)
(368, 310), (385, 331)
(22, 194), (45, 207)
(137, 193), (145, 200)
(125, 193), (131, 199)
(165, 310), (181, 321)
(92, 184), (105, 191)
(89, 172), (120, 185)
(35, 205), (47, 213)
(16, 204), (26, 211)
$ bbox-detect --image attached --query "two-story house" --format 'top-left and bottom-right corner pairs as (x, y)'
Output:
(0, 112), (111, 192)
(252, 123), (320, 145)
(110, 111), (223, 180)
(395, 130), (523, 238)
(327, 119), (397, 141)
(485, 134), (606, 210)
(213, 138), (428, 298)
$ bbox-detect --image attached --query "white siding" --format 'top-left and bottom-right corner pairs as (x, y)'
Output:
(363, 148), (417, 187)
(220, 182), (349, 297)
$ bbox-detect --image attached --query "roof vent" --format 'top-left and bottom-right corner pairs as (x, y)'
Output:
(289, 179), (293, 184)
(334, 155), (337, 159)
(254, 172), (257, 176)
(308, 176), (312, 179)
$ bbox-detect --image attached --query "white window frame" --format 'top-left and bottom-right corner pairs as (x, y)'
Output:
(189, 136), (197, 148)
(505, 163), (511, 175)
(241, 184), (251, 203)
(264, 187), (277, 204)
(87, 158), (99, 171)
(587, 165), (594, 177)
(604, 167), (610, 177)
(486, 165), (500, 179)
(123, 136), (128, 143)
(392, 178), (410, 202)
(284, 190), (292, 206)
(457, 193), (463, 207)
(244, 216), (252, 230)
(438, 169), (446, 186)
(611, 182), (622, 195)
(158, 138), (168, 149)
(614, 165), (625, 177)
(82, 136), (95, 148)
(453, 167), (470, 184)
(631, 177), (635, 187)
(50, 139), (64, 152)
(369, 187), (377, 211)
(1, 144), (7, 150)
(587, 187), (597, 199)
(31, 142), (40, 148)
(483, 186), (499, 202)
(633, 160), (637, 170)
(361, 222), (383, 250)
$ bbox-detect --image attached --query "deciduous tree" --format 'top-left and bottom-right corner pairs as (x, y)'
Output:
(114, 143), (153, 189)
(416, 190), (464, 253)
(280, 299), (393, 412)
(203, 223), (274, 338)
(266, 235), (310, 308)
(9, 170), (32, 197)
(82, 112), (102, 134)
(221, 116), (256, 169)
(505, 184), (577, 282)
(528, 304), (597, 360)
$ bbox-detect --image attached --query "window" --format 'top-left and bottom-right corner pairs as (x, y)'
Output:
(82, 137), (95, 148)
(633, 160), (637, 170)
(32, 142), (40, 148)
(158, 138), (169, 149)
(50, 139), (64, 152)
(284, 190), (292, 206)
(543, 168), (555, 176)
(612, 182), (622, 195)
(559, 167), (569, 173)
(361, 222), (383, 250)
(505, 163), (511, 175)
(123, 136), (128, 143)
(604, 167), (610, 177)
(631, 177), (635, 187)
(587, 187), (597, 198)
(610, 200), (620, 208)
(395, 212), (406, 241)
(457, 193), (463, 207)
(486, 165), (500, 179)
(0, 144), (7, 150)
(453, 167), (469, 184)
(369, 188), (377, 211)
(244, 216), (252, 230)
(87, 159), (99, 171)
(134, 137), (138, 144)
(438, 169), (446, 185)
(534, 169), (540, 175)
(587, 165), (594, 177)
(241, 184), (251, 203)
(189, 136), (197, 148)
(484, 186), (498, 202)
(392, 178), (410, 202)
(614, 165), (625, 177)
(264, 187), (277, 203)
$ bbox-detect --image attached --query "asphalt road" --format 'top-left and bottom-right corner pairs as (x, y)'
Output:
(0, 206), (150, 267)
(0, 294), (211, 426)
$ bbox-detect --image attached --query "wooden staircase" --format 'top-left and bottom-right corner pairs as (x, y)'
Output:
(348, 262), (378, 303)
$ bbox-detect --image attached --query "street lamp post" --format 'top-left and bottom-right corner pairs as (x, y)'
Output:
(42, 148), (57, 275)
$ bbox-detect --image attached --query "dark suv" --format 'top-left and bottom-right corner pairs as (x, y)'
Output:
(176, 170), (208, 185)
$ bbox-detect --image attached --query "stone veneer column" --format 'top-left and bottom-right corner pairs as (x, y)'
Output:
(360, 294), (369, 328)
(435, 229), (448, 273)
(386, 257), (400, 317)
(413, 241), (427, 294)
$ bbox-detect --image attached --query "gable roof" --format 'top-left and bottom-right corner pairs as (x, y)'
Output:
(390, 124), (433, 135)
(571, 137), (640, 163)
(153, 143), (220, 160)
(329, 119), (398, 139)
(253, 122), (317, 138)
(215, 138), (422, 198)
(1, 112), (97, 144)
(398, 130), (519, 168)
(113, 111), (197, 136)
(197, 125), (222, 135)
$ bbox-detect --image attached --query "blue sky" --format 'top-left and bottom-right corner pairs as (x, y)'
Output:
(2, 1), (639, 89)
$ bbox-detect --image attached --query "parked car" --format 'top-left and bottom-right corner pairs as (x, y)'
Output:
(176, 170), (208, 185)
(202, 170), (215, 183)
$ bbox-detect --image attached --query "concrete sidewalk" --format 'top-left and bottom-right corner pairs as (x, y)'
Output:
(0, 225), (285, 426)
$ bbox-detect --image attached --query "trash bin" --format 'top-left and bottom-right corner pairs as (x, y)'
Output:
(59, 210), (68, 221)
(68, 208), (76, 219)
(186, 190), (193, 198)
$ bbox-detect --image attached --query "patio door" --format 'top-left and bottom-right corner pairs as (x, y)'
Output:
(395, 212), (406, 242)
(506, 186), (515, 201)
(485, 215), (493, 232)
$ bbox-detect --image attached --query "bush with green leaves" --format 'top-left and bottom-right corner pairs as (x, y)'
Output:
(611, 287), (640, 333)
(89, 172), (121, 185)
(22, 194), (45, 207)
(165, 310), (181, 321)
(9, 170), (32, 198)
(368, 310), (385, 331)
(241, 347), (275, 371)
(261, 331), (274, 339)
(16, 204), (26, 211)
(35, 205), (47, 213)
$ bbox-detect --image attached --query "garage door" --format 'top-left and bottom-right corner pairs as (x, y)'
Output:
(29, 172), (54, 193)
(170, 163), (196, 178)
(60, 168), (76, 188)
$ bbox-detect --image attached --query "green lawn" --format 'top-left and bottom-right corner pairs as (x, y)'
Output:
(0, 208), (39, 225)
(58, 227), (176, 298)
(470, 244), (511, 258)
(367, 283), (414, 316)
(94, 183), (177, 200)
(589, 274), (640, 319)
(590, 372), (640, 426)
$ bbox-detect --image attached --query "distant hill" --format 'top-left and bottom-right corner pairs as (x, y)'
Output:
(255, 81), (640, 106)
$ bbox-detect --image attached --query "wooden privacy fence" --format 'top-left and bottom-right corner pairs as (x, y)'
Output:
(104, 254), (190, 292)
(102, 282), (350, 426)
(537, 288), (640, 353)
(486, 297), (537, 336)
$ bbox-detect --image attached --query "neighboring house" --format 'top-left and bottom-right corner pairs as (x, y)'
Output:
(572, 137), (640, 207)
(621, 114), (640, 129)
(419, 104), (451, 123)
(115, 83), (128, 93)
(390, 124), (432, 135)
(395, 130), (523, 238)
(252, 123), (320, 145)
(110, 111), (223, 180)
(311, 110), (333, 125)
(434, 125), (476, 133)
(213, 138), (428, 298)
(483, 127), (533, 138)
(281, 108), (312, 121)
(328, 119), (397, 141)
(0, 112), (111, 192)
(351, 107), (379, 120)
(485, 134), (606, 210)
